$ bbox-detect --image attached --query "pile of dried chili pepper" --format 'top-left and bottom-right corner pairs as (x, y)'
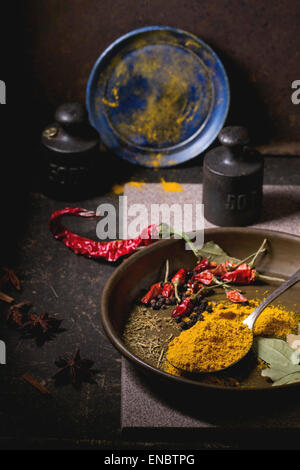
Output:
(139, 237), (284, 323)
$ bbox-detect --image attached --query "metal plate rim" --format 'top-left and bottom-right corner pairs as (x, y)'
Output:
(86, 25), (230, 167)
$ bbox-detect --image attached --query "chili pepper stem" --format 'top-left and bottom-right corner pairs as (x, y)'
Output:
(164, 259), (169, 284)
(190, 280), (231, 300)
(248, 238), (268, 268)
(160, 224), (199, 258)
(257, 273), (285, 283)
(222, 284), (242, 293)
(174, 284), (181, 303)
(229, 250), (266, 270)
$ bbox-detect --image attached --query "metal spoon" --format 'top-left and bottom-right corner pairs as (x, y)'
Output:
(167, 268), (300, 375)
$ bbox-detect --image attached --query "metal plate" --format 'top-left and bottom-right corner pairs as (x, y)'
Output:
(101, 228), (300, 392)
(86, 26), (230, 167)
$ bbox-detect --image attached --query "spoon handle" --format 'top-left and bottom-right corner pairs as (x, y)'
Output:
(243, 268), (300, 330)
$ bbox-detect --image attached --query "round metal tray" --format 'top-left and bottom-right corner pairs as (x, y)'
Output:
(87, 26), (229, 167)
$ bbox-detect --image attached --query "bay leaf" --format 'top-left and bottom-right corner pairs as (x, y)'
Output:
(194, 241), (240, 264)
(272, 372), (300, 386)
(254, 337), (299, 369)
(261, 366), (300, 382)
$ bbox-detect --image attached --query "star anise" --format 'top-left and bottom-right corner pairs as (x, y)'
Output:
(53, 348), (97, 389)
(0, 267), (21, 291)
(21, 312), (64, 346)
(6, 301), (33, 327)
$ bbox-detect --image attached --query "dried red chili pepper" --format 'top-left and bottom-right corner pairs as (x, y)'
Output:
(49, 208), (159, 262)
(193, 258), (210, 273)
(171, 268), (187, 285)
(162, 282), (174, 299)
(193, 270), (214, 286)
(210, 263), (228, 277)
(222, 263), (256, 284)
(141, 283), (163, 304)
(171, 297), (194, 318)
(185, 280), (200, 295)
(171, 268), (188, 302)
(226, 290), (248, 303)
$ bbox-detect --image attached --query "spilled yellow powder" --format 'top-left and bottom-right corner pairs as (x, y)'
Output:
(160, 178), (183, 192)
(112, 181), (146, 194)
(113, 179), (183, 194)
(128, 181), (145, 190)
(112, 183), (125, 195)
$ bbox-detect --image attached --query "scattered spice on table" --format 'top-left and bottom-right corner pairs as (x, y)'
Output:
(22, 373), (51, 395)
(112, 183), (125, 195)
(0, 267), (22, 303)
(6, 301), (64, 345)
(0, 267), (21, 291)
(53, 348), (97, 389)
(21, 311), (64, 346)
(0, 291), (14, 303)
(160, 178), (183, 192)
(112, 181), (146, 194)
(6, 301), (33, 328)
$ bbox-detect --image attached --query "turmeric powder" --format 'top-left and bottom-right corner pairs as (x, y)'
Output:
(203, 300), (297, 338)
(166, 318), (253, 373)
(165, 300), (297, 376)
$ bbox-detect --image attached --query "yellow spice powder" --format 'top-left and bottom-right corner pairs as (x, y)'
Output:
(204, 300), (297, 338)
(166, 318), (253, 373)
(164, 300), (297, 377)
(160, 178), (183, 193)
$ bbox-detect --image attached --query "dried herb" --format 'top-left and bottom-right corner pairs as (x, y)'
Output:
(255, 337), (300, 386)
(53, 348), (97, 389)
(254, 337), (300, 367)
(195, 241), (239, 264)
(6, 301), (32, 327)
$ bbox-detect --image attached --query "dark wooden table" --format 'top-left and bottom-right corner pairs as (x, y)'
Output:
(0, 154), (299, 449)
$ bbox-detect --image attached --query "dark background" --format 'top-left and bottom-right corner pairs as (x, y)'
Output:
(21, 0), (300, 146)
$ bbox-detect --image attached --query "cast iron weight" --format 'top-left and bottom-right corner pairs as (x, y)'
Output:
(202, 126), (264, 226)
(41, 102), (99, 201)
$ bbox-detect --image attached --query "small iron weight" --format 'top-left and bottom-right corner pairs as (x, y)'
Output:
(203, 126), (264, 226)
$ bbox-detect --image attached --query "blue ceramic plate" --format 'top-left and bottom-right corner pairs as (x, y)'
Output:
(86, 26), (230, 167)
